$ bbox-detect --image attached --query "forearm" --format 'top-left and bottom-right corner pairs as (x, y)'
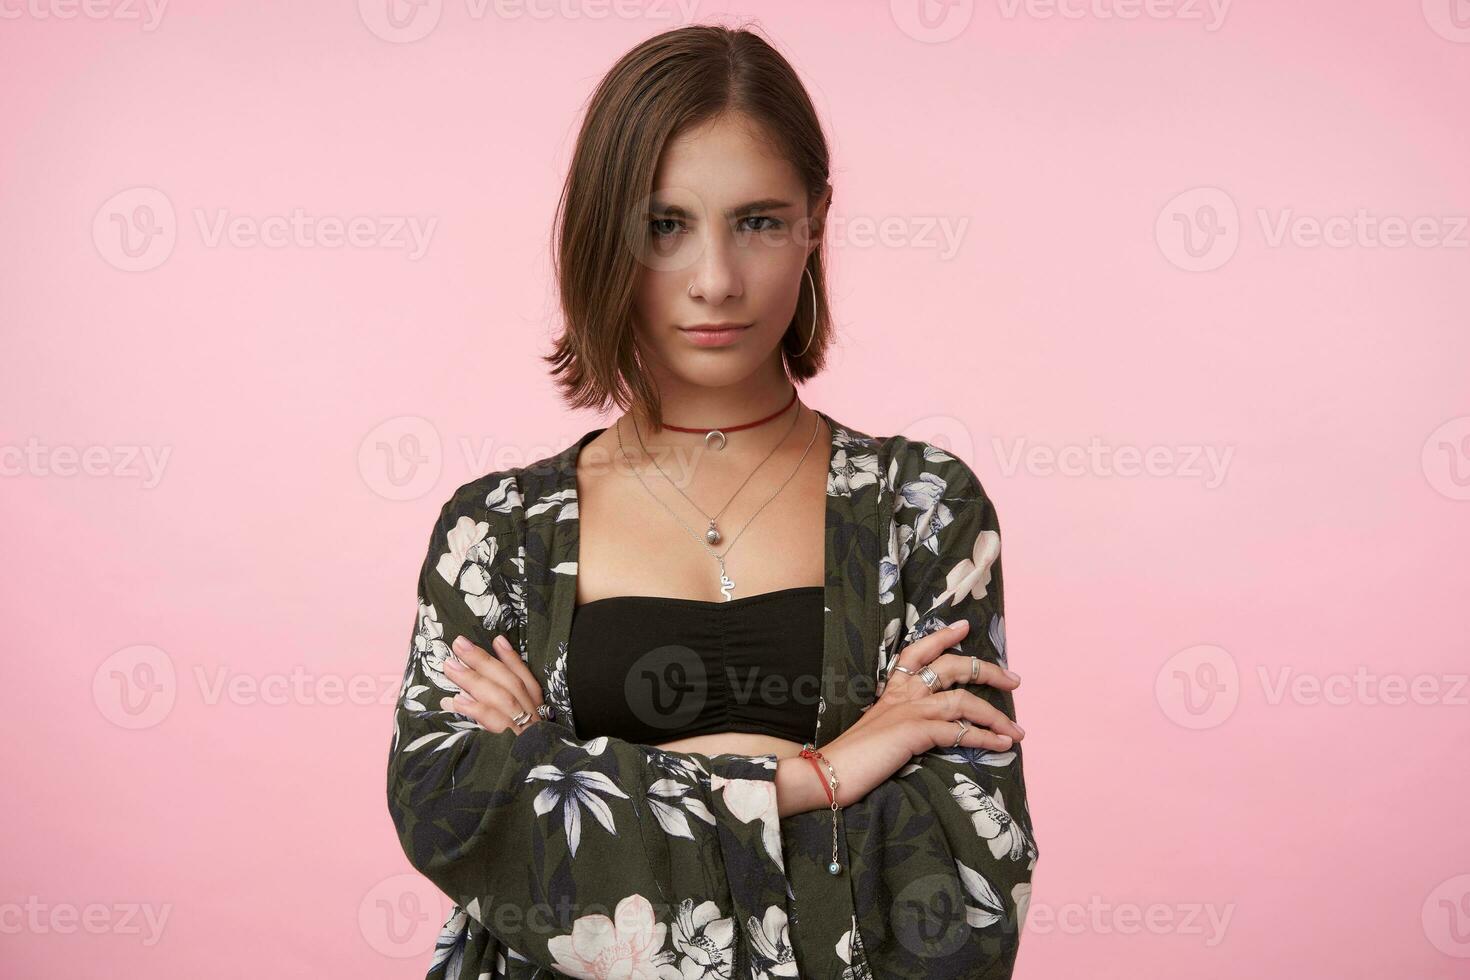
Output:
(775, 755), (829, 817)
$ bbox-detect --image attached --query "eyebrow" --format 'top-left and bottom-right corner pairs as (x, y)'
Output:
(649, 198), (795, 219)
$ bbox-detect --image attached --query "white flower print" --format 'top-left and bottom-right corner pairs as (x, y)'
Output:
(546, 893), (683, 980)
(950, 776), (1029, 862)
(931, 528), (1001, 612)
(990, 613), (1007, 668)
(645, 776), (716, 840)
(544, 638), (571, 728)
(435, 515), (494, 589)
(526, 486), (578, 522)
(836, 913), (873, 980)
(527, 761), (631, 857)
(711, 775), (785, 873)
(483, 475), (523, 516)
(670, 898), (735, 979)
(1012, 881), (1032, 927)
(412, 600), (459, 694)
(896, 745), (1015, 779)
(748, 905), (798, 978)
(896, 472), (959, 557)
(955, 859), (1005, 929)
(828, 446), (881, 496)
(434, 514), (515, 624)
(429, 904), (470, 978)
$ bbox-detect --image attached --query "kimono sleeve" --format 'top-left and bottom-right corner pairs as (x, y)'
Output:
(385, 495), (795, 979)
(851, 445), (1039, 977)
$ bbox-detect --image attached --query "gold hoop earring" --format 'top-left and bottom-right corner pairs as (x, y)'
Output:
(793, 266), (817, 358)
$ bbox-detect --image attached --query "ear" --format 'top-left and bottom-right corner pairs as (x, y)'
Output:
(806, 183), (833, 258)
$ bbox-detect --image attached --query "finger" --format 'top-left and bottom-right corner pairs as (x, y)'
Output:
(926, 717), (1015, 753)
(893, 619), (971, 673)
(920, 688), (1026, 741)
(440, 695), (521, 735)
(444, 655), (535, 721)
(447, 636), (537, 718)
(491, 634), (545, 708)
(932, 653), (1021, 692)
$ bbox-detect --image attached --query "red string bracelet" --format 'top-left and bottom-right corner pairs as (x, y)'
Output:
(799, 743), (843, 874)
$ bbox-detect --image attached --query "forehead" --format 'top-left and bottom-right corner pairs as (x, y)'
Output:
(650, 113), (804, 205)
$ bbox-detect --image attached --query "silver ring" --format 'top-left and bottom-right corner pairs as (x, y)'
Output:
(950, 719), (970, 747)
(918, 666), (940, 692)
(970, 656), (980, 683)
(511, 710), (532, 728)
(536, 704), (553, 721)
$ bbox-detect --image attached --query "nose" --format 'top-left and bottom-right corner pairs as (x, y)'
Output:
(686, 229), (744, 305)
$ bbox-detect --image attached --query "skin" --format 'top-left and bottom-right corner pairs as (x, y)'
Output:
(441, 111), (1026, 817)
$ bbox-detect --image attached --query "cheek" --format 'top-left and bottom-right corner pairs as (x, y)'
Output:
(631, 272), (680, 334)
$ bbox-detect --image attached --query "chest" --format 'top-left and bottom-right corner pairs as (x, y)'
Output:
(573, 444), (828, 605)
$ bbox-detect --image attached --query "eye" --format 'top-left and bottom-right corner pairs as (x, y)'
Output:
(740, 216), (782, 232)
(649, 218), (683, 238)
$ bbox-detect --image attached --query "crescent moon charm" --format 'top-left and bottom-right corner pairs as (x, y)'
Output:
(704, 429), (727, 451)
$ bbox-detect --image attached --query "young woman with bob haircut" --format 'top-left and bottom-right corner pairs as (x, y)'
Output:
(388, 23), (1038, 980)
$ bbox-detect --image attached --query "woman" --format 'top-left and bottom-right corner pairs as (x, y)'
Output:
(387, 24), (1037, 980)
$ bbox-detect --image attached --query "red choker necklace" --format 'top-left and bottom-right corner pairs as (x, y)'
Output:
(660, 389), (799, 451)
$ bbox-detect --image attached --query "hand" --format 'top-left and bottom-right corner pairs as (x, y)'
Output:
(439, 633), (546, 734)
(814, 619), (1026, 808)
(851, 618), (1022, 731)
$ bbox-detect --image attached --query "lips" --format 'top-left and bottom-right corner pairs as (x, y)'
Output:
(678, 323), (751, 347)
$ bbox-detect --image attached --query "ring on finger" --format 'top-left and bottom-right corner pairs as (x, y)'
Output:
(892, 663), (941, 693)
(511, 709), (532, 728)
(970, 656), (979, 683)
(536, 704), (554, 721)
(950, 718), (970, 747)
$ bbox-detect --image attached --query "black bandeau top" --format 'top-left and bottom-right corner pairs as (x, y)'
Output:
(567, 585), (825, 745)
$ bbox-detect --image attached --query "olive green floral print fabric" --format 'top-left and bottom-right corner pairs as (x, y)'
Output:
(386, 412), (1038, 979)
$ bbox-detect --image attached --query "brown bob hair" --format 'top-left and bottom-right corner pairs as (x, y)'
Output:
(542, 24), (834, 431)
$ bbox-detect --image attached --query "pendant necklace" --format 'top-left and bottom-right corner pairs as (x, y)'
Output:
(616, 405), (821, 600)
(632, 393), (800, 545)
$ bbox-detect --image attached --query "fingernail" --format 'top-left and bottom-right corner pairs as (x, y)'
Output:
(996, 733), (1013, 744)
(1004, 670), (1021, 682)
(452, 636), (468, 651)
(1014, 724), (1026, 737)
(949, 620), (969, 632)
(445, 659), (461, 672)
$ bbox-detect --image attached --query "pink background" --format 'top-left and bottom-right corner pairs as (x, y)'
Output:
(3, 1), (1468, 976)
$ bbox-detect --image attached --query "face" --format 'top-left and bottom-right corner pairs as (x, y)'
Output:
(630, 111), (830, 391)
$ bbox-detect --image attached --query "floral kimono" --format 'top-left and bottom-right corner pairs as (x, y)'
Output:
(386, 409), (1039, 979)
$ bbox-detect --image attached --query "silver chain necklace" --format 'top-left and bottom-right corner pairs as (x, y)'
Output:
(616, 406), (822, 601)
(631, 398), (801, 545)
